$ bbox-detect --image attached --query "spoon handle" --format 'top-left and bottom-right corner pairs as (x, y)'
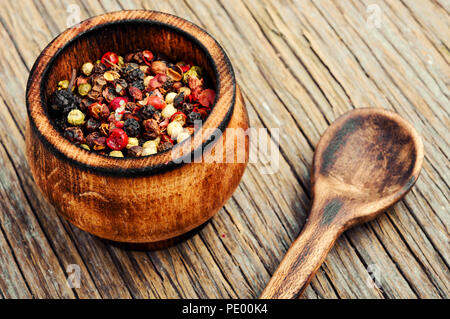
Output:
(260, 200), (344, 299)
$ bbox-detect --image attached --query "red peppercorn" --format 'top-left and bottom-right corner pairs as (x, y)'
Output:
(170, 112), (187, 125)
(101, 52), (119, 68)
(148, 73), (167, 91)
(142, 50), (154, 66)
(199, 89), (216, 107)
(147, 96), (166, 110)
(110, 97), (128, 111)
(114, 121), (124, 129)
(106, 128), (129, 151)
(180, 65), (190, 73)
(129, 86), (143, 101)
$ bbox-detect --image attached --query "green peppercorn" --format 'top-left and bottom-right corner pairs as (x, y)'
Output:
(109, 150), (124, 157)
(183, 66), (203, 83)
(81, 62), (94, 76)
(78, 83), (92, 96)
(67, 109), (86, 126)
(118, 56), (124, 68)
(57, 80), (69, 90)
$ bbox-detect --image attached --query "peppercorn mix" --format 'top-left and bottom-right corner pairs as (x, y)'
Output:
(48, 50), (216, 158)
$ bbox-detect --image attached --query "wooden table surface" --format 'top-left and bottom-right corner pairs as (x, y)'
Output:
(0, 0), (448, 299)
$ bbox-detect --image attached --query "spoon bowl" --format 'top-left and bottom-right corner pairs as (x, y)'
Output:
(313, 108), (424, 226)
(261, 108), (423, 299)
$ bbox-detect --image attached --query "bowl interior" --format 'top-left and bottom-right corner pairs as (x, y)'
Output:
(44, 21), (217, 107)
(27, 11), (236, 175)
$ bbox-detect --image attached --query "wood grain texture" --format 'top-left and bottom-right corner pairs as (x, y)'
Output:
(0, 0), (449, 298)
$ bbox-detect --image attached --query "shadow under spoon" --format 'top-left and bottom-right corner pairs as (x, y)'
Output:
(260, 107), (424, 299)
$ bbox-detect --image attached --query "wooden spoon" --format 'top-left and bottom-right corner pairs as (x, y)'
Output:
(260, 108), (424, 299)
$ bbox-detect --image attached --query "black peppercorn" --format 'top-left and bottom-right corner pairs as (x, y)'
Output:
(64, 127), (85, 145)
(85, 118), (101, 132)
(124, 118), (140, 137)
(130, 80), (145, 91)
(49, 90), (78, 113)
(187, 111), (202, 125)
(138, 105), (158, 120)
(122, 63), (144, 83)
(93, 62), (107, 74)
(180, 102), (194, 114)
(86, 131), (101, 148)
(161, 78), (173, 91)
(173, 92), (185, 109)
(92, 63), (108, 74)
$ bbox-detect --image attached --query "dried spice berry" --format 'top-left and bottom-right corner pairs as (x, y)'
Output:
(128, 145), (143, 157)
(161, 104), (177, 119)
(106, 128), (129, 151)
(130, 80), (145, 91)
(99, 123), (110, 136)
(147, 96), (166, 110)
(151, 61), (167, 74)
(67, 109), (85, 126)
(101, 52), (119, 68)
(137, 104), (156, 120)
(114, 78), (128, 95)
(82, 62), (94, 76)
(199, 89), (216, 107)
(173, 92), (185, 109)
(165, 92), (177, 104)
(110, 97), (128, 111)
(170, 112), (187, 126)
(58, 80), (70, 90)
(122, 63), (145, 83)
(93, 62), (107, 74)
(64, 127), (85, 145)
(85, 118), (100, 132)
(187, 111), (202, 125)
(78, 83), (92, 96)
(93, 136), (107, 151)
(109, 150), (124, 157)
(143, 119), (161, 140)
(86, 131), (101, 148)
(129, 86), (143, 101)
(103, 86), (117, 103)
(124, 118), (140, 137)
(49, 50), (215, 157)
(126, 137), (139, 149)
(167, 66), (183, 82)
(88, 103), (110, 120)
(142, 50), (154, 65)
(50, 90), (78, 113)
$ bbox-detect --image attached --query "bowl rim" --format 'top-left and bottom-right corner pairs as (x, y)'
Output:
(26, 10), (236, 176)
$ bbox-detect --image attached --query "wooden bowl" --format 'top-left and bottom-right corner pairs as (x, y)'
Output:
(25, 10), (249, 246)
